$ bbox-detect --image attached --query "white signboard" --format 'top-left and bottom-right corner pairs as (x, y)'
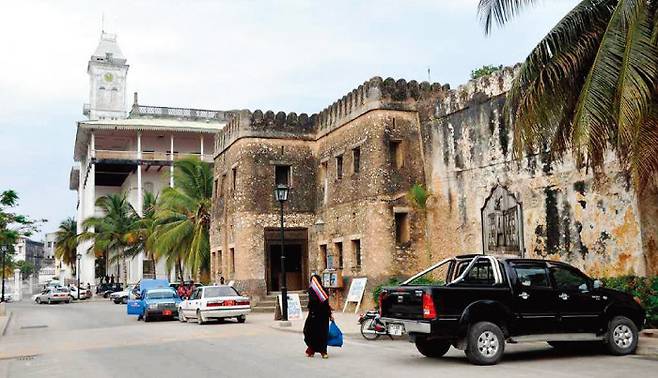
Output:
(343, 277), (367, 313)
(278, 293), (303, 321)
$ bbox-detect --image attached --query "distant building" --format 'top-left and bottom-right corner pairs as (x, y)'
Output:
(13, 236), (45, 273)
(69, 32), (231, 285)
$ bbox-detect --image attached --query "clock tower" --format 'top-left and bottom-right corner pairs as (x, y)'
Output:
(85, 32), (129, 120)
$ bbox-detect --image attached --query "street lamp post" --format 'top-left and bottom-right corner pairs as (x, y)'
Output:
(1, 245), (6, 303)
(76, 253), (82, 300)
(274, 184), (289, 322)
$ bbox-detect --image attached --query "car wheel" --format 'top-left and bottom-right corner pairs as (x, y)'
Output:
(237, 315), (246, 324)
(121, 297), (128, 304)
(36, 298), (41, 304)
(606, 316), (638, 355)
(66, 300), (71, 304)
(465, 321), (505, 365)
(197, 310), (204, 325)
(144, 312), (150, 323)
(415, 337), (451, 358)
(47, 298), (52, 305)
(178, 309), (187, 323)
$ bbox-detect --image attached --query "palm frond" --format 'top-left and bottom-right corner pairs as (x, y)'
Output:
(478, 0), (540, 34)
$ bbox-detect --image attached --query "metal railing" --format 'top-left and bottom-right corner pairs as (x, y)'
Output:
(130, 105), (230, 121)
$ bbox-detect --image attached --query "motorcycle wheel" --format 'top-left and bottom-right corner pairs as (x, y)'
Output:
(360, 318), (381, 340)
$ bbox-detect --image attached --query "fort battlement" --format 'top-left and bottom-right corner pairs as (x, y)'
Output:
(214, 109), (318, 155)
(437, 65), (519, 117)
(214, 76), (448, 155)
(314, 76), (447, 136)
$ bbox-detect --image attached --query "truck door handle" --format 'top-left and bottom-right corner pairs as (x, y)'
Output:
(518, 292), (529, 300)
(559, 293), (569, 300)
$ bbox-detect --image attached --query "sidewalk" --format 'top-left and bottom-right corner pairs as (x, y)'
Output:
(271, 311), (363, 337)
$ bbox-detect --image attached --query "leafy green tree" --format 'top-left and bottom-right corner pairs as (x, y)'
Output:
(79, 193), (139, 283)
(471, 64), (503, 79)
(152, 157), (213, 281)
(0, 190), (43, 282)
(0, 190), (43, 248)
(54, 217), (79, 274)
(15, 260), (35, 279)
(478, 0), (658, 187)
(125, 192), (159, 276)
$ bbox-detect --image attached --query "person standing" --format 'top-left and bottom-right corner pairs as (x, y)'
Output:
(303, 274), (333, 359)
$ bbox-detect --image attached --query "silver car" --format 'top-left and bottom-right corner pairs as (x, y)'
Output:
(35, 287), (71, 304)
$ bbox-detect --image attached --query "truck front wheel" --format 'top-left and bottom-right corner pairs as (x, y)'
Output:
(465, 321), (505, 365)
(415, 337), (451, 358)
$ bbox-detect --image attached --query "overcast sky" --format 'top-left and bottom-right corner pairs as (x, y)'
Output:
(0, 0), (577, 238)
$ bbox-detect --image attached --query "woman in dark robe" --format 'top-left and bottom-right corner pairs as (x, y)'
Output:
(303, 274), (333, 358)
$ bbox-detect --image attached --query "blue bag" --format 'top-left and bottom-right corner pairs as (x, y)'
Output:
(327, 320), (343, 347)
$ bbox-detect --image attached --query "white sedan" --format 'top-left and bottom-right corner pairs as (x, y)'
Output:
(178, 285), (250, 324)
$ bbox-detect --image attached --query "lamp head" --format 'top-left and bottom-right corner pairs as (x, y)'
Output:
(274, 184), (289, 202)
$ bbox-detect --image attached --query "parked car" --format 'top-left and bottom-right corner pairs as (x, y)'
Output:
(111, 285), (135, 304)
(35, 287), (71, 304)
(178, 285), (250, 324)
(127, 280), (181, 322)
(379, 254), (646, 365)
(2, 293), (15, 302)
(98, 283), (123, 298)
(68, 286), (89, 300)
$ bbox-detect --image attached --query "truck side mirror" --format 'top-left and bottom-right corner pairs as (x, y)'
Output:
(593, 279), (603, 289)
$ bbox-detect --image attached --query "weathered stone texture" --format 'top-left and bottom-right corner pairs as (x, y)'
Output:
(211, 68), (657, 309)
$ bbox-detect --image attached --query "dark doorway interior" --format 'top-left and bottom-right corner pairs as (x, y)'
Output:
(265, 228), (307, 292)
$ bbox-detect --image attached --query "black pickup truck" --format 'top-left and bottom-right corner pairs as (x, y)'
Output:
(380, 254), (645, 365)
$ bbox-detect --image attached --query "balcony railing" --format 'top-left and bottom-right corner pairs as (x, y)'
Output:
(130, 105), (231, 122)
(94, 150), (214, 163)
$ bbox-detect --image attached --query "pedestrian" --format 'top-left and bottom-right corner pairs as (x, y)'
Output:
(303, 274), (333, 359)
(177, 283), (187, 299)
(105, 275), (109, 284)
(110, 275), (114, 284)
(220, 276), (225, 285)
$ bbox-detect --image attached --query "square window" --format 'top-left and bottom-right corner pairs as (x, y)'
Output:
(390, 140), (403, 169)
(352, 147), (360, 174)
(275, 165), (290, 186)
(395, 212), (410, 245)
(352, 239), (361, 269)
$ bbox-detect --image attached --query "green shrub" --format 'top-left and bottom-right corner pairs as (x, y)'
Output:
(599, 276), (658, 327)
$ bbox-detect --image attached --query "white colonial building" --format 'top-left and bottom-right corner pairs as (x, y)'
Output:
(70, 32), (229, 286)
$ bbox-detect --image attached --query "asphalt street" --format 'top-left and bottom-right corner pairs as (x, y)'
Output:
(0, 299), (656, 378)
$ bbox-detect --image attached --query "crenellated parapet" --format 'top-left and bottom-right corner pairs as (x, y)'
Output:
(214, 75), (450, 155)
(437, 65), (520, 117)
(314, 76), (447, 136)
(214, 109), (318, 156)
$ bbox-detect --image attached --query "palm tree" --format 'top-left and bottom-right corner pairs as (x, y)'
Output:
(152, 157), (213, 281)
(79, 193), (139, 283)
(478, 0), (658, 187)
(54, 217), (78, 275)
(125, 192), (159, 277)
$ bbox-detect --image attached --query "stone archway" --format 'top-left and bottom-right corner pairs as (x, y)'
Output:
(481, 185), (524, 256)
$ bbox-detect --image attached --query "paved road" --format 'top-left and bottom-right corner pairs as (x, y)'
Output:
(0, 299), (656, 377)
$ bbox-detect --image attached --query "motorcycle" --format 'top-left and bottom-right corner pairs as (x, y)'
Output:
(358, 310), (392, 340)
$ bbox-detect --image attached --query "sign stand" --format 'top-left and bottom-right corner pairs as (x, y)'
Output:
(342, 277), (367, 313)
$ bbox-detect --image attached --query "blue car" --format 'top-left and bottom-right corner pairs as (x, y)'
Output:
(127, 279), (181, 322)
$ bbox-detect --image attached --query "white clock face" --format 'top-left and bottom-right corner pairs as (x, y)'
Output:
(103, 72), (114, 82)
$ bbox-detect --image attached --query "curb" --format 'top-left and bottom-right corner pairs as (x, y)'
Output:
(0, 311), (12, 337)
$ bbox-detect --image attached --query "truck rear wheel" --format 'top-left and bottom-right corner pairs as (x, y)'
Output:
(415, 337), (451, 358)
(465, 321), (505, 365)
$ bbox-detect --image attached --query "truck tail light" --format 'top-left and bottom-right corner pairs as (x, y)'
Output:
(422, 292), (436, 319)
